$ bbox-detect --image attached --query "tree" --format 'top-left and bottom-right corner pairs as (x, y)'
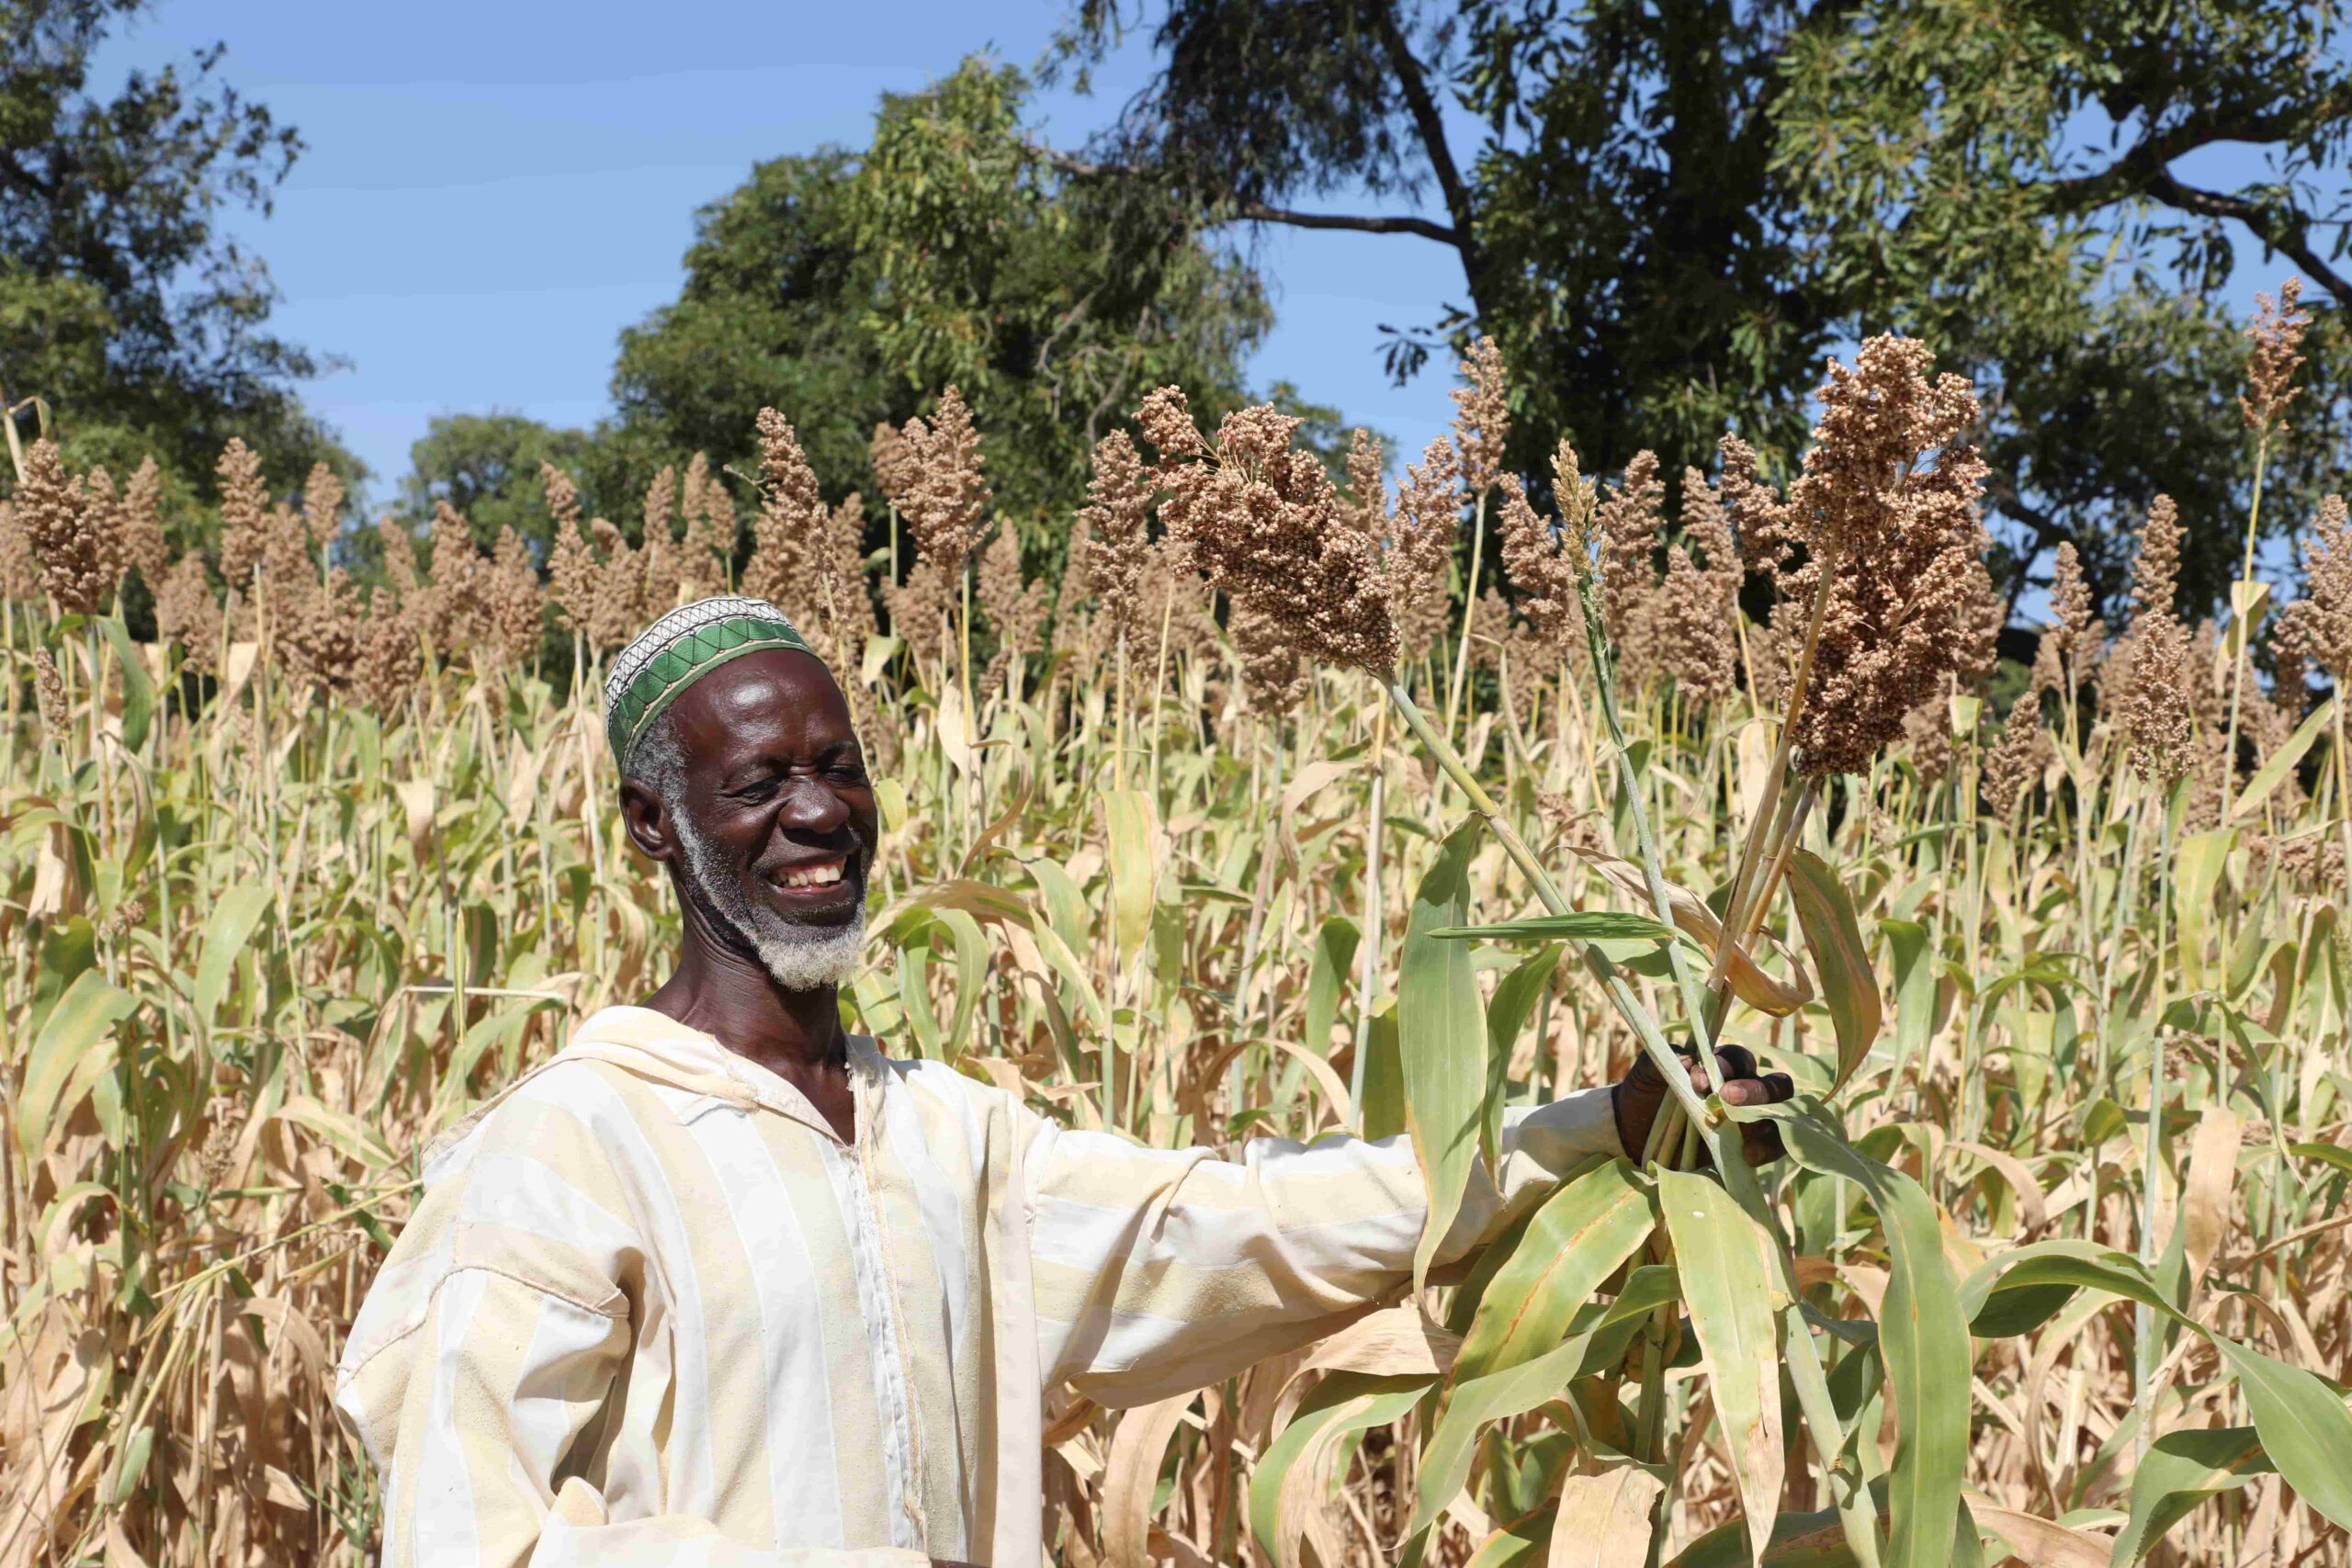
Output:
(596, 58), (1273, 562)
(0, 0), (350, 491)
(1052, 0), (2351, 621)
(400, 412), (589, 558)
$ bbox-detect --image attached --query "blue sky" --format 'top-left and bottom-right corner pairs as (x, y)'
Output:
(95, 3), (2316, 530)
(96, 0), (1470, 506)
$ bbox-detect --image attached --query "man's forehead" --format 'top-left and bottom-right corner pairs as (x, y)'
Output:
(669, 649), (847, 739)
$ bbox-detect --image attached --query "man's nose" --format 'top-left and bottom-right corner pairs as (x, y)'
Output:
(774, 775), (851, 833)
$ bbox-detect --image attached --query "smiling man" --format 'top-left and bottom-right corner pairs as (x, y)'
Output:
(334, 595), (1791, 1567)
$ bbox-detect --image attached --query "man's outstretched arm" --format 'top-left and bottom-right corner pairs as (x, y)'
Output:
(1023, 1046), (1790, 1409)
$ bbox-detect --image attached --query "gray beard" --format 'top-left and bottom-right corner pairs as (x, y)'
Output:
(671, 811), (866, 993)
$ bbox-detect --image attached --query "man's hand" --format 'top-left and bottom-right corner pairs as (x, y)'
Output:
(1611, 1043), (1794, 1166)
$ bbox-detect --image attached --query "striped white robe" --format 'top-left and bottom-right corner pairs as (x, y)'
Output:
(334, 1006), (1618, 1565)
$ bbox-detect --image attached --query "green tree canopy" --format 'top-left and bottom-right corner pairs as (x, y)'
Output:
(1, 0), (351, 491)
(1054, 0), (2351, 623)
(590, 58), (1274, 558)
(399, 412), (590, 558)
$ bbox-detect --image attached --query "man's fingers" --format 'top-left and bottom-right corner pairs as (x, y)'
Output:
(1714, 1044), (1758, 1083)
(1675, 1046), (1713, 1095)
(1741, 1122), (1787, 1166)
(1764, 1071), (1795, 1103)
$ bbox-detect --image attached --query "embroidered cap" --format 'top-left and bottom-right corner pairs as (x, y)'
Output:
(603, 595), (816, 770)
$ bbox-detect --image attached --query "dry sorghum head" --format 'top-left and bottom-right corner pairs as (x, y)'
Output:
(1080, 429), (1154, 647)
(2278, 494), (2352, 680)
(1982, 701), (2050, 816)
(1136, 386), (1398, 677)
(33, 647), (68, 736)
(119, 457), (169, 581)
(1762, 336), (1992, 779)
(302, 462), (345, 548)
(900, 387), (992, 578)
(2241, 276), (2309, 439)
(1389, 434), (1462, 661)
(2119, 496), (2195, 784)
(871, 421), (918, 511)
(2048, 541), (2092, 656)
(1451, 335), (1510, 497)
(216, 438), (270, 590)
(18, 440), (116, 613)
(156, 553), (222, 671)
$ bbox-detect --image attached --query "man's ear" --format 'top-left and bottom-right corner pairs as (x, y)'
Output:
(618, 779), (679, 863)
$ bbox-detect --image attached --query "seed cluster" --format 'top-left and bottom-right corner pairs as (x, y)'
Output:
(1659, 466), (1742, 703)
(1078, 430), (1153, 648)
(1738, 336), (1993, 780)
(2117, 496), (2195, 784)
(1137, 386), (1398, 678)
(2279, 494), (2352, 682)
(1390, 434), (1462, 661)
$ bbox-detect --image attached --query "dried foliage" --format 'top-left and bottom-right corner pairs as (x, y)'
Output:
(3, 357), (2348, 1568)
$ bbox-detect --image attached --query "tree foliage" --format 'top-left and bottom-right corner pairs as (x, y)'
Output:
(594, 58), (1274, 558)
(0, 0), (351, 489)
(400, 412), (590, 558)
(1057, 0), (2352, 620)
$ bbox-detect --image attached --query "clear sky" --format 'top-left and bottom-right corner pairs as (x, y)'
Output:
(95, 0), (1470, 507)
(95, 3), (2310, 528)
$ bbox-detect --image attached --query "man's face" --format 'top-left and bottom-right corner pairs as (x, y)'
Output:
(622, 649), (878, 989)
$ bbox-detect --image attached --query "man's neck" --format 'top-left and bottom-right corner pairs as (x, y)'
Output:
(644, 914), (847, 1076)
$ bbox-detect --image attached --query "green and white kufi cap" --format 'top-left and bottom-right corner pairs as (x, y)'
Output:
(604, 595), (814, 769)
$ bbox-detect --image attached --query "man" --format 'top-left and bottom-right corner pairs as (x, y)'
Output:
(334, 595), (1791, 1566)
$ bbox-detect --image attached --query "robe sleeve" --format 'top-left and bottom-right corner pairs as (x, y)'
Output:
(1022, 1087), (1622, 1406)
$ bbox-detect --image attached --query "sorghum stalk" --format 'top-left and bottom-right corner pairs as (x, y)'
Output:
(1442, 491), (1489, 742)
(2135, 792), (2179, 1464)
(1381, 678), (1712, 1130)
(1348, 695), (1388, 1119)
(1704, 557), (1838, 1035)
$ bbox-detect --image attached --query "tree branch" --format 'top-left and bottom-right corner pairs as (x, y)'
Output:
(1364, 2), (1482, 281)
(2141, 172), (2352, 309)
(1027, 144), (1464, 246)
(2034, 84), (2352, 308)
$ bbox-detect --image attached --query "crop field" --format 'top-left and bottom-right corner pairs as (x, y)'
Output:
(2, 321), (2348, 1568)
